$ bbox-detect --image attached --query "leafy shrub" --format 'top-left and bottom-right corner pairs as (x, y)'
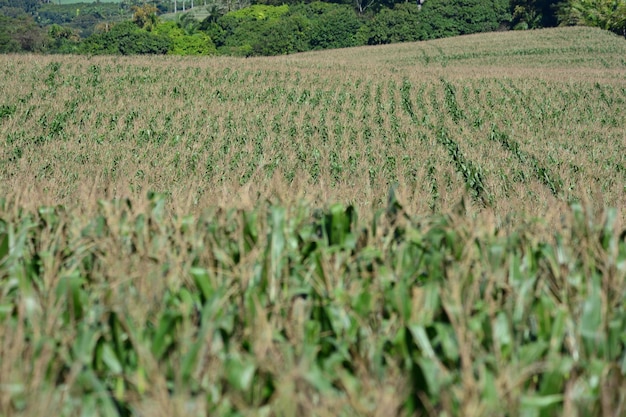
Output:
(360, 3), (424, 45)
(307, 4), (363, 49)
(36, 2), (130, 37)
(205, 5), (291, 55)
(155, 21), (217, 55)
(418, 0), (511, 38)
(47, 24), (80, 53)
(362, 0), (511, 45)
(80, 21), (171, 55)
(558, 0), (626, 36)
(252, 13), (311, 55)
(0, 12), (47, 52)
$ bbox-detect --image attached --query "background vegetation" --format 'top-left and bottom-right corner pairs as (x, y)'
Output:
(1, 0), (625, 56)
(1, 27), (626, 416)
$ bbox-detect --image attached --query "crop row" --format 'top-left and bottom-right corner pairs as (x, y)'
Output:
(1, 194), (625, 416)
(1, 55), (625, 221)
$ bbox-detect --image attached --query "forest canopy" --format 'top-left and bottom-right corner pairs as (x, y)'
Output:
(0, 0), (624, 55)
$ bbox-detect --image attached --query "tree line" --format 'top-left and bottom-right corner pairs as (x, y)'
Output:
(1, 0), (625, 55)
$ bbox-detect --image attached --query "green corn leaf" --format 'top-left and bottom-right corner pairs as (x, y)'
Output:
(242, 210), (258, 252)
(607, 317), (624, 361)
(408, 325), (436, 359)
(351, 288), (372, 317)
(225, 355), (256, 392)
(181, 337), (203, 384)
(268, 206), (286, 302)
(72, 324), (100, 366)
(0, 219), (8, 262)
(601, 208), (617, 251)
(580, 279), (603, 356)
(393, 282), (409, 323)
(0, 303), (12, 320)
(100, 343), (123, 375)
(37, 206), (59, 228)
(520, 394), (564, 409)
(416, 357), (443, 396)
(434, 323), (459, 362)
(481, 367), (498, 406)
(549, 307), (568, 354)
(56, 270), (86, 322)
(304, 364), (335, 393)
(151, 310), (180, 360)
(518, 341), (549, 365)
(148, 191), (167, 220)
(538, 358), (573, 405)
(191, 267), (213, 303)
(180, 214), (195, 234)
(75, 369), (120, 417)
(494, 312), (512, 358)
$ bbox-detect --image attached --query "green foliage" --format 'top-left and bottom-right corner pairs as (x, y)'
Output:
(362, 0), (511, 46)
(0, 15), (21, 52)
(80, 21), (171, 55)
(227, 3), (289, 20)
(47, 24), (80, 53)
(558, 0), (626, 35)
(0, 0), (38, 13)
(36, 2), (128, 25)
(251, 13), (311, 55)
(0, 12), (47, 52)
(511, 0), (561, 29)
(213, 19), (265, 55)
(360, 3), (425, 45)
(131, 3), (159, 30)
(205, 4), (292, 55)
(35, 2), (131, 37)
(1, 195), (625, 415)
(154, 21), (217, 55)
(0, 104), (17, 120)
(206, 2), (364, 55)
(418, 0), (511, 38)
(306, 3), (364, 49)
(0, 0), (577, 57)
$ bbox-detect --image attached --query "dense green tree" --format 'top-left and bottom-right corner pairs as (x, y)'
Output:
(0, 14), (21, 52)
(1, 6), (29, 18)
(360, 3), (423, 44)
(361, 0), (510, 45)
(226, 3), (289, 19)
(154, 21), (217, 54)
(47, 23), (80, 53)
(304, 3), (363, 49)
(175, 11), (201, 34)
(0, 12), (47, 52)
(418, 0), (511, 38)
(202, 4), (290, 55)
(35, 2), (130, 37)
(558, 0), (626, 35)
(0, 0), (571, 57)
(80, 21), (171, 54)
(0, 0), (38, 13)
(511, 0), (561, 28)
(131, 4), (159, 30)
(252, 12), (310, 54)
(210, 15), (265, 54)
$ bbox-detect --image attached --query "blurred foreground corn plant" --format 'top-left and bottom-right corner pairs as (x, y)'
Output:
(0, 192), (625, 417)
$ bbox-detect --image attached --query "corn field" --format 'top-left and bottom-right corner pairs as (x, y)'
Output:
(1, 26), (626, 416)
